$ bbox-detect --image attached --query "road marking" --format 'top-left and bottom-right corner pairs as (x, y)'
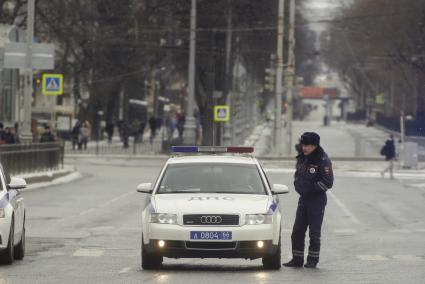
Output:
(119, 267), (132, 274)
(79, 208), (96, 216)
(334, 229), (357, 234)
(328, 191), (361, 224)
(392, 255), (423, 261)
(78, 191), (136, 216)
(73, 249), (104, 257)
(415, 229), (425, 233)
(357, 255), (389, 261)
(389, 229), (410, 233)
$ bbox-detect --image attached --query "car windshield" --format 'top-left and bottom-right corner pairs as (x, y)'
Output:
(157, 163), (267, 195)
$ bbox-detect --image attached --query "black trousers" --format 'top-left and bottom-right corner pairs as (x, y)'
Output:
(291, 195), (327, 263)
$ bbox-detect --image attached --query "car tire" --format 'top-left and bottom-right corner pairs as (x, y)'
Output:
(141, 236), (163, 270)
(14, 215), (25, 260)
(0, 220), (15, 265)
(262, 236), (281, 270)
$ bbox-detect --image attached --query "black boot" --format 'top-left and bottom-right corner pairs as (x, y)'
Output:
(304, 261), (317, 269)
(282, 258), (303, 268)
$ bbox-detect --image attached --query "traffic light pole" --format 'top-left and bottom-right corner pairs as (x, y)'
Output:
(21, 0), (35, 143)
(274, 0), (285, 155)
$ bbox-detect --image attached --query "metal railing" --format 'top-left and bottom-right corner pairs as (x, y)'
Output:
(0, 143), (64, 175)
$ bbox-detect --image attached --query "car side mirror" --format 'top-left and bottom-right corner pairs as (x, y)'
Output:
(137, 183), (153, 194)
(8, 177), (27, 190)
(272, 184), (289, 195)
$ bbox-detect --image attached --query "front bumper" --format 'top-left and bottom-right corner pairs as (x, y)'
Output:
(144, 223), (278, 259)
(145, 239), (277, 259)
(147, 223), (275, 242)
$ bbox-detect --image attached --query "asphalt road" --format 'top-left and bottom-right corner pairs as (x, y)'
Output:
(1, 159), (424, 284)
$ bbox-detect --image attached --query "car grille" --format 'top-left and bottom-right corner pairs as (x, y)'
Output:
(183, 214), (239, 225)
(185, 241), (237, 250)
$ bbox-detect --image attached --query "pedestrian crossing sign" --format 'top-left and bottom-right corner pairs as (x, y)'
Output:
(214, 105), (230, 122)
(42, 73), (63, 95)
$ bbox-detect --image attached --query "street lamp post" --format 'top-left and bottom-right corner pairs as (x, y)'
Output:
(20, 0), (35, 143)
(183, 0), (197, 145)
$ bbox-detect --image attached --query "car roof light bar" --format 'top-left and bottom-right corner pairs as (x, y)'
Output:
(171, 146), (254, 154)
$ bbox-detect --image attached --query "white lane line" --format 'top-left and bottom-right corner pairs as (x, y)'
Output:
(79, 191), (136, 216)
(328, 191), (361, 225)
(79, 208), (96, 216)
(415, 229), (425, 233)
(119, 267), (132, 274)
(73, 249), (104, 257)
(389, 229), (410, 233)
(357, 255), (389, 261)
(99, 191), (136, 208)
(392, 255), (424, 261)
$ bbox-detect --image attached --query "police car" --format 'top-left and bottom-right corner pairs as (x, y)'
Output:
(0, 163), (26, 264)
(138, 146), (288, 270)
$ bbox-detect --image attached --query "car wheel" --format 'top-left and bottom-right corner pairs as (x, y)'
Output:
(0, 220), (15, 265)
(262, 236), (281, 270)
(14, 215), (25, 260)
(141, 236), (163, 270)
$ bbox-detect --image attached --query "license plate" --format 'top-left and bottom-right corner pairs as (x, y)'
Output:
(190, 231), (232, 240)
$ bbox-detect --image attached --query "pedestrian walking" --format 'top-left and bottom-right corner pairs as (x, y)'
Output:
(177, 114), (185, 139)
(149, 116), (157, 144)
(380, 135), (396, 179)
(71, 121), (81, 150)
(80, 121), (91, 150)
(140, 120), (146, 143)
(122, 122), (130, 149)
(105, 121), (114, 144)
(283, 132), (334, 269)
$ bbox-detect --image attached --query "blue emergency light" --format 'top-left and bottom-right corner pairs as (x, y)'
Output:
(171, 146), (254, 154)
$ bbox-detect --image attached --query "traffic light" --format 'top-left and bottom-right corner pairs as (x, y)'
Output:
(264, 67), (275, 92)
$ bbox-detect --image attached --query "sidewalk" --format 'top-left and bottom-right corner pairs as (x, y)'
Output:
(244, 115), (425, 177)
(14, 166), (81, 191)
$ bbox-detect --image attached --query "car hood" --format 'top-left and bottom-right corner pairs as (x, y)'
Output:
(151, 193), (274, 215)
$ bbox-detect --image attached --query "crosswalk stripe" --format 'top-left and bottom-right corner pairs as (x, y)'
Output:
(334, 229), (357, 234)
(392, 255), (423, 261)
(119, 267), (132, 274)
(357, 255), (389, 261)
(73, 249), (104, 257)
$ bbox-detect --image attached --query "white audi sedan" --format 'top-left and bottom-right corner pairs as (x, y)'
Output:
(138, 146), (288, 270)
(0, 163), (26, 264)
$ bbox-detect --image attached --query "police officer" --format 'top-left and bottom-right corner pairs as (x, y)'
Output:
(283, 132), (334, 269)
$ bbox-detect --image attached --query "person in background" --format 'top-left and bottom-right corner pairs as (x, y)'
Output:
(40, 126), (56, 143)
(80, 121), (91, 150)
(105, 121), (114, 144)
(149, 116), (157, 144)
(4, 127), (16, 144)
(380, 135), (396, 179)
(72, 121), (81, 150)
(0, 123), (5, 145)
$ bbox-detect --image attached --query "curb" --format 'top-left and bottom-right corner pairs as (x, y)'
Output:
(22, 169), (75, 184)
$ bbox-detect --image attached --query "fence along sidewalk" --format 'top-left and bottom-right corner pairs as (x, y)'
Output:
(0, 143), (64, 175)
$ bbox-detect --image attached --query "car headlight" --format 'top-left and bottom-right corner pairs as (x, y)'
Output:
(245, 214), (272, 225)
(0, 209), (4, 218)
(150, 213), (177, 224)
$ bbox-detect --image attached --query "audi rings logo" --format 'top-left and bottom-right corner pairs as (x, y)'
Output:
(200, 216), (222, 224)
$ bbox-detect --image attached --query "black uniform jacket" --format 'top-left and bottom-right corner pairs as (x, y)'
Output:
(294, 146), (334, 199)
